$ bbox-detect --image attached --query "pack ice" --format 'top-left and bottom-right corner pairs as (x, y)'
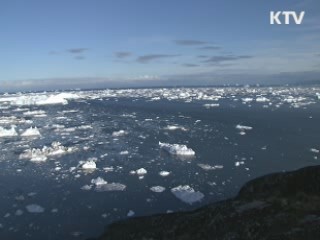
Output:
(159, 142), (195, 156)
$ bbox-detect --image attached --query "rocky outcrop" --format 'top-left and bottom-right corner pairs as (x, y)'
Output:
(97, 166), (320, 240)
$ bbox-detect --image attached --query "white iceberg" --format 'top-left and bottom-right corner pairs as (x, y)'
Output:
(197, 164), (223, 171)
(82, 159), (97, 169)
(21, 127), (41, 137)
(236, 125), (253, 131)
(164, 125), (187, 131)
(112, 130), (128, 137)
(159, 142), (195, 156)
(159, 171), (171, 177)
(0, 126), (18, 137)
(136, 168), (147, 175)
(203, 103), (219, 108)
(91, 177), (107, 186)
(171, 185), (204, 205)
(150, 186), (166, 193)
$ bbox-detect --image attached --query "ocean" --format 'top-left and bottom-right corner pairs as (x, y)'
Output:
(0, 86), (319, 239)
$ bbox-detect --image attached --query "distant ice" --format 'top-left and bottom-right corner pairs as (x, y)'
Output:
(197, 164), (223, 171)
(310, 148), (319, 154)
(136, 168), (147, 175)
(171, 185), (204, 204)
(236, 125), (253, 131)
(150, 186), (166, 193)
(26, 204), (45, 213)
(127, 210), (135, 217)
(82, 158), (97, 169)
(21, 127), (41, 137)
(19, 142), (75, 162)
(203, 103), (219, 108)
(91, 177), (107, 186)
(95, 183), (126, 192)
(159, 171), (171, 177)
(112, 130), (128, 137)
(159, 142), (195, 156)
(0, 126), (18, 137)
(164, 125), (187, 131)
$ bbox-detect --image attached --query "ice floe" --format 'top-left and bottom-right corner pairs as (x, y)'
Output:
(159, 142), (195, 156)
(197, 164), (224, 171)
(159, 171), (171, 177)
(171, 185), (204, 204)
(82, 158), (97, 169)
(26, 204), (45, 213)
(112, 130), (128, 137)
(19, 142), (75, 162)
(127, 210), (135, 217)
(164, 125), (187, 131)
(236, 125), (253, 131)
(0, 126), (18, 137)
(21, 127), (41, 137)
(136, 168), (147, 175)
(203, 103), (219, 108)
(150, 186), (166, 193)
(310, 148), (319, 154)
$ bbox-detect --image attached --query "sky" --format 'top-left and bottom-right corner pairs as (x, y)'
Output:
(0, 0), (320, 91)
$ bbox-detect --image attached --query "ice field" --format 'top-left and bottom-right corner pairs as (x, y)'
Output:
(0, 86), (320, 239)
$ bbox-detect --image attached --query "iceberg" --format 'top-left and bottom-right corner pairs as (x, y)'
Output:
(159, 142), (195, 156)
(95, 183), (126, 192)
(171, 185), (204, 205)
(21, 127), (41, 137)
(236, 125), (253, 131)
(150, 186), (166, 193)
(112, 130), (128, 137)
(82, 159), (97, 169)
(159, 171), (171, 177)
(164, 125), (187, 131)
(0, 126), (18, 137)
(136, 168), (147, 175)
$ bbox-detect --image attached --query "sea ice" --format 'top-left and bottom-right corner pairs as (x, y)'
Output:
(236, 125), (253, 131)
(26, 204), (45, 213)
(91, 177), (107, 186)
(136, 168), (147, 175)
(127, 210), (135, 217)
(203, 103), (219, 108)
(82, 159), (97, 169)
(159, 171), (170, 177)
(171, 185), (204, 205)
(150, 186), (166, 193)
(159, 142), (195, 156)
(112, 130), (128, 137)
(0, 126), (18, 137)
(95, 183), (126, 192)
(21, 127), (41, 137)
(164, 125), (187, 131)
(197, 164), (224, 171)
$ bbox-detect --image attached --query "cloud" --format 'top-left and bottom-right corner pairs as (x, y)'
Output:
(203, 55), (253, 64)
(175, 40), (207, 46)
(115, 51), (132, 58)
(198, 46), (221, 50)
(137, 54), (180, 63)
(183, 63), (199, 67)
(67, 48), (88, 54)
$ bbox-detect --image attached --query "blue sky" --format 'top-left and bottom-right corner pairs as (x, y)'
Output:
(1, 0), (320, 91)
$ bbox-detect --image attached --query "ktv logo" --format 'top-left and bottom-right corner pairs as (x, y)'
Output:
(270, 11), (305, 25)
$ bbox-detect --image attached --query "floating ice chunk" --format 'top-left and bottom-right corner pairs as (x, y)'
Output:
(197, 164), (223, 171)
(81, 185), (92, 191)
(112, 130), (128, 137)
(36, 95), (68, 105)
(120, 150), (129, 155)
(127, 210), (135, 217)
(171, 185), (204, 205)
(159, 171), (170, 177)
(21, 127), (41, 137)
(159, 142), (195, 156)
(150, 186), (166, 193)
(0, 126), (18, 137)
(203, 103), (219, 108)
(236, 125), (253, 131)
(91, 177), (107, 186)
(164, 125), (187, 131)
(310, 148), (319, 154)
(235, 161), (245, 167)
(26, 204), (45, 213)
(15, 209), (23, 216)
(136, 168), (147, 175)
(19, 142), (74, 161)
(256, 97), (269, 102)
(95, 183), (126, 192)
(82, 159), (97, 169)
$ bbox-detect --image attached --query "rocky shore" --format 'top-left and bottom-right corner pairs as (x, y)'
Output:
(96, 165), (320, 240)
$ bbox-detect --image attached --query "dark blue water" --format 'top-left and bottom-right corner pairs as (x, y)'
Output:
(0, 87), (319, 239)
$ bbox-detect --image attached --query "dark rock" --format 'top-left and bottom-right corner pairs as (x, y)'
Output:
(97, 166), (320, 240)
